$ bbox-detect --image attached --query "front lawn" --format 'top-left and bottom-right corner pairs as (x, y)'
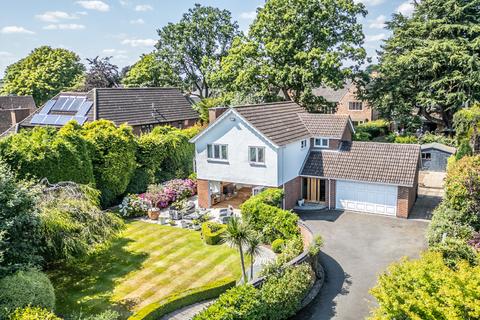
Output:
(49, 221), (243, 319)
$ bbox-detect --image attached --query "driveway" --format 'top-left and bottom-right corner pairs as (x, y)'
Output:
(293, 211), (429, 320)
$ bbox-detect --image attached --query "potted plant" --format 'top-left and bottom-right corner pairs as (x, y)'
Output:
(145, 192), (162, 220)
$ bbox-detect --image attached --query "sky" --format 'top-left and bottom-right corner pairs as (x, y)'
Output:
(0, 0), (415, 76)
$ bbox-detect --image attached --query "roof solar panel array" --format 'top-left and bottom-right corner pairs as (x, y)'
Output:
(30, 96), (91, 126)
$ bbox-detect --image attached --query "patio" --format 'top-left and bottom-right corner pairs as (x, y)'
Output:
(212, 187), (252, 209)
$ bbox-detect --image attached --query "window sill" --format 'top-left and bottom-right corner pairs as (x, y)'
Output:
(207, 159), (229, 164)
(249, 162), (266, 167)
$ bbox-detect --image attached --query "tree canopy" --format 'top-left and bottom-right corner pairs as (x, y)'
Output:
(122, 53), (182, 88)
(83, 56), (120, 91)
(156, 4), (240, 98)
(1, 46), (85, 105)
(211, 0), (367, 111)
(362, 0), (480, 129)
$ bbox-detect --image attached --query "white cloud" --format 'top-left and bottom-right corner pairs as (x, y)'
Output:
(43, 24), (86, 30)
(130, 18), (145, 25)
(369, 15), (386, 29)
(119, 0), (129, 7)
(35, 11), (78, 22)
(397, 1), (415, 16)
(121, 38), (156, 47)
(239, 11), (256, 20)
(135, 4), (153, 12)
(353, 0), (385, 5)
(365, 33), (386, 42)
(0, 26), (35, 34)
(76, 1), (110, 12)
(0, 51), (12, 56)
(102, 48), (127, 54)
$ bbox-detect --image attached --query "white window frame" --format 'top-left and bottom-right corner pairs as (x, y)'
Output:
(249, 146), (265, 164)
(349, 101), (363, 111)
(314, 138), (329, 148)
(301, 139), (307, 149)
(207, 143), (228, 161)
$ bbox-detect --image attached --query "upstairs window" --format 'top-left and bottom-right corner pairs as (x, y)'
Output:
(207, 144), (228, 161)
(249, 146), (265, 164)
(349, 101), (363, 111)
(314, 138), (329, 148)
(301, 139), (307, 149)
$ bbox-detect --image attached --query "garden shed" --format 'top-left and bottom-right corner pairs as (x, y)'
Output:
(420, 143), (456, 172)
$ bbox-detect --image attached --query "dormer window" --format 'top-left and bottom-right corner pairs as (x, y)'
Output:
(314, 138), (329, 148)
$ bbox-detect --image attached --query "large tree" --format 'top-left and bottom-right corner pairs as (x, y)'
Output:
(1, 46), (85, 105)
(211, 0), (367, 111)
(363, 0), (480, 130)
(83, 56), (120, 91)
(156, 4), (240, 98)
(122, 53), (182, 88)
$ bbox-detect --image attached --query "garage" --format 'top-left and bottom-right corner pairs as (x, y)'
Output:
(336, 180), (398, 216)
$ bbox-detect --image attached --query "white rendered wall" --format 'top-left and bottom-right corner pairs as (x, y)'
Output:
(278, 138), (310, 185)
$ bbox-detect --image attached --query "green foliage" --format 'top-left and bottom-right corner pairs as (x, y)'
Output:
(0, 123), (95, 185)
(418, 133), (456, 147)
(201, 222), (227, 245)
(369, 252), (480, 320)
(194, 97), (225, 123)
(75, 310), (120, 320)
(122, 53), (182, 88)
(1, 46), (85, 105)
(261, 238), (304, 277)
(82, 120), (137, 207)
(427, 204), (476, 246)
(394, 135), (418, 144)
(353, 131), (372, 141)
(211, 0), (366, 111)
(455, 139), (473, 160)
(193, 284), (264, 320)
(156, 4), (240, 98)
(271, 239), (285, 253)
(362, 0), (480, 129)
(444, 156), (480, 215)
(453, 104), (480, 151)
(430, 237), (478, 268)
(134, 279), (235, 320)
(308, 235), (324, 257)
(0, 270), (55, 319)
(241, 189), (299, 243)
(0, 162), (41, 276)
(38, 182), (124, 264)
(356, 120), (390, 138)
(10, 307), (61, 320)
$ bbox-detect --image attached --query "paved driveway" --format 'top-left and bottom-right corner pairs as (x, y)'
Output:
(293, 211), (429, 320)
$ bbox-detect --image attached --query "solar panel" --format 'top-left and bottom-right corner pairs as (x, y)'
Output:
(43, 115), (60, 125)
(55, 115), (73, 125)
(73, 116), (88, 125)
(52, 97), (68, 111)
(30, 114), (47, 124)
(76, 101), (93, 116)
(39, 100), (55, 115)
(67, 98), (85, 112)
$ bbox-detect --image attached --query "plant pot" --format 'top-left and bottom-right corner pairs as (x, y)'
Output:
(148, 208), (160, 220)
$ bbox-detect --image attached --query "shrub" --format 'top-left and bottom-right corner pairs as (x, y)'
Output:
(369, 251), (480, 320)
(118, 194), (149, 217)
(468, 232), (480, 252)
(356, 119), (390, 138)
(418, 133), (456, 147)
(455, 139), (473, 160)
(394, 135), (418, 144)
(354, 131), (372, 141)
(10, 307), (61, 320)
(202, 222), (227, 245)
(0, 270), (55, 319)
(272, 239), (285, 253)
(141, 179), (197, 209)
(444, 155), (480, 216)
(308, 235), (324, 257)
(193, 284), (264, 320)
(38, 182), (125, 264)
(262, 238), (304, 277)
(0, 162), (42, 276)
(241, 189), (299, 243)
(0, 122), (95, 185)
(82, 120), (137, 207)
(430, 237), (478, 268)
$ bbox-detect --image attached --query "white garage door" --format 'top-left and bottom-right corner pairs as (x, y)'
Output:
(336, 180), (397, 216)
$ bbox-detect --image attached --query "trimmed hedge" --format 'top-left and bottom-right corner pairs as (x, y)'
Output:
(201, 222), (227, 245)
(130, 278), (236, 320)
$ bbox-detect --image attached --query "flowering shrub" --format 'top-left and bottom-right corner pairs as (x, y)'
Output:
(141, 179), (197, 210)
(468, 232), (480, 252)
(118, 194), (149, 217)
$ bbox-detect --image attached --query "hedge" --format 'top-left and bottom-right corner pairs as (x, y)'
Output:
(130, 278), (236, 320)
(10, 307), (61, 320)
(201, 222), (227, 245)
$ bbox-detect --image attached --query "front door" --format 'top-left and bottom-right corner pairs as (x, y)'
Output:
(303, 178), (326, 203)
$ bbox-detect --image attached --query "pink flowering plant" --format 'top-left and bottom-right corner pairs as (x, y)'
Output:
(118, 194), (149, 217)
(141, 179), (197, 210)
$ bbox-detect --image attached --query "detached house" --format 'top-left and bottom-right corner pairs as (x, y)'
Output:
(3, 88), (198, 136)
(190, 102), (421, 218)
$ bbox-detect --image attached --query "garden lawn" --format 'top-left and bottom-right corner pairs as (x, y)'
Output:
(49, 220), (243, 319)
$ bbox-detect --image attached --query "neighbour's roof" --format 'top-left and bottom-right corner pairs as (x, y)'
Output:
(301, 141), (421, 187)
(0, 95), (36, 110)
(234, 101), (311, 146)
(421, 142), (456, 154)
(312, 80), (353, 103)
(298, 113), (352, 139)
(95, 88), (198, 126)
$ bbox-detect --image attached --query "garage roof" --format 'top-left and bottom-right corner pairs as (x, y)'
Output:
(301, 141), (421, 187)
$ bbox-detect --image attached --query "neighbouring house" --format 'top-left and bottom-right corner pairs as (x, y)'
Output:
(190, 101), (421, 218)
(313, 80), (378, 125)
(2, 88), (199, 136)
(420, 143), (456, 172)
(0, 95), (36, 135)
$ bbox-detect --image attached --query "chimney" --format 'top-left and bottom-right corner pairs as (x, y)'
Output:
(208, 107), (229, 123)
(10, 110), (18, 125)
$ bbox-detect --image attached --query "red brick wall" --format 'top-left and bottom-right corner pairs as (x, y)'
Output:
(328, 180), (336, 209)
(397, 186), (417, 218)
(336, 86), (376, 122)
(197, 179), (210, 208)
(283, 176), (302, 209)
(208, 107), (228, 123)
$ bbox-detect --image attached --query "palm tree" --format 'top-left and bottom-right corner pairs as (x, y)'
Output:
(222, 216), (251, 283)
(246, 233), (262, 281)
